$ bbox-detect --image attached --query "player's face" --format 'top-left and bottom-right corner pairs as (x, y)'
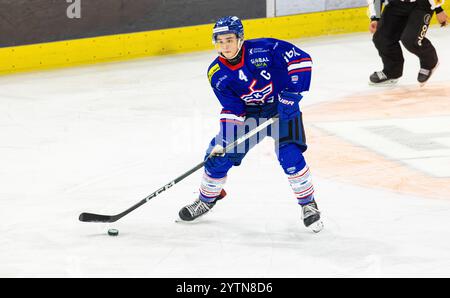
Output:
(215, 34), (239, 59)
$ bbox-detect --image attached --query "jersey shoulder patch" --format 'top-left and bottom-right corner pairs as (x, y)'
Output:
(208, 59), (231, 91)
(208, 63), (221, 83)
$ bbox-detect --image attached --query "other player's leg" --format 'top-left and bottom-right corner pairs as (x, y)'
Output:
(400, 6), (439, 85)
(370, 2), (409, 85)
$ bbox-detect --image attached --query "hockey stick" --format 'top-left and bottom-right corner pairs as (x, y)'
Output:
(79, 115), (279, 223)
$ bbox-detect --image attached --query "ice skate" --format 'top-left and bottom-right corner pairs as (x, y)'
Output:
(369, 71), (399, 86)
(418, 62), (439, 86)
(301, 199), (323, 233)
(178, 189), (226, 222)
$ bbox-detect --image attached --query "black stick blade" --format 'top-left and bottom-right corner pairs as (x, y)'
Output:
(79, 212), (115, 223)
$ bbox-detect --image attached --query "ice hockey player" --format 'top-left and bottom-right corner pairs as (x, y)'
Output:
(368, 0), (447, 85)
(178, 16), (323, 232)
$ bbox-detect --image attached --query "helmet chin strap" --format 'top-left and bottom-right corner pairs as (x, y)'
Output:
(219, 38), (244, 60)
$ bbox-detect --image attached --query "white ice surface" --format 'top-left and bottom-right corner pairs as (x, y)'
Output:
(0, 28), (449, 277)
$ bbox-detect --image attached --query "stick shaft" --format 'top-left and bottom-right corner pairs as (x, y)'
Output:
(79, 115), (278, 222)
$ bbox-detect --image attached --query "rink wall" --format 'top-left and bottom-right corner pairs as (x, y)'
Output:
(0, 0), (266, 47)
(268, 0), (368, 16)
(1, 1), (449, 75)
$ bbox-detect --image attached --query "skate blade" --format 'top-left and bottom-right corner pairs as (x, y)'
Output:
(175, 217), (192, 224)
(174, 215), (206, 224)
(309, 220), (324, 233)
(368, 79), (399, 86)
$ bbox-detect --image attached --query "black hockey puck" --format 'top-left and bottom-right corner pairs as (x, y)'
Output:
(107, 229), (119, 236)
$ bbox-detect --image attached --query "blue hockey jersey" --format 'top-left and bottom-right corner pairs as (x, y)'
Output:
(207, 38), (312, 125)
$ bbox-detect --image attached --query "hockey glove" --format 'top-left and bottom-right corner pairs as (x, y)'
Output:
(278, 91), (302, 121)
(210, 144), (225, 157)
(205, 144), (228, 169)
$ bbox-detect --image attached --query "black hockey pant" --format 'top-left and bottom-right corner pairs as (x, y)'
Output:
(373, 1), (438, 78)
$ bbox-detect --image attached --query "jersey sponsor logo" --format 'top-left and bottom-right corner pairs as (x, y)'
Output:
(250, 57), (270, 65)
(249, 48), (270, 55)
(251, 57), (270, 68)
(254, 62), (268, 68)
(240, 79), (273, 104)
(208, 63), (220, 82)
(215, 75), (228, 89)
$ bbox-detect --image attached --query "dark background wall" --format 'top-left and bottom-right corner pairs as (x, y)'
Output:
(0, 0), (266, 47)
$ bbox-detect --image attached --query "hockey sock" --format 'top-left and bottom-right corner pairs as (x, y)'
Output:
(287, 165), (315, 205)
(199, 172), (227, 203)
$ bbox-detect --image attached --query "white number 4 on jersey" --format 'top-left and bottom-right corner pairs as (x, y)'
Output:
(239, 70), (248, 82)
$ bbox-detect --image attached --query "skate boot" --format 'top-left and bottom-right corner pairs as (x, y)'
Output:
(301, 199), (323, 233)
(369, 71), (399, 85)
(418, 62), (439, 86)
(178, 189), (226, 221)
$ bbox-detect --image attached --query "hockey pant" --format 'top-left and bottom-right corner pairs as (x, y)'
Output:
(199, 113), (315, 205)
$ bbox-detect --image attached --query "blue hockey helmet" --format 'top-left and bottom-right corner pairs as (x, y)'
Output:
(212, 16), (244, 43)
